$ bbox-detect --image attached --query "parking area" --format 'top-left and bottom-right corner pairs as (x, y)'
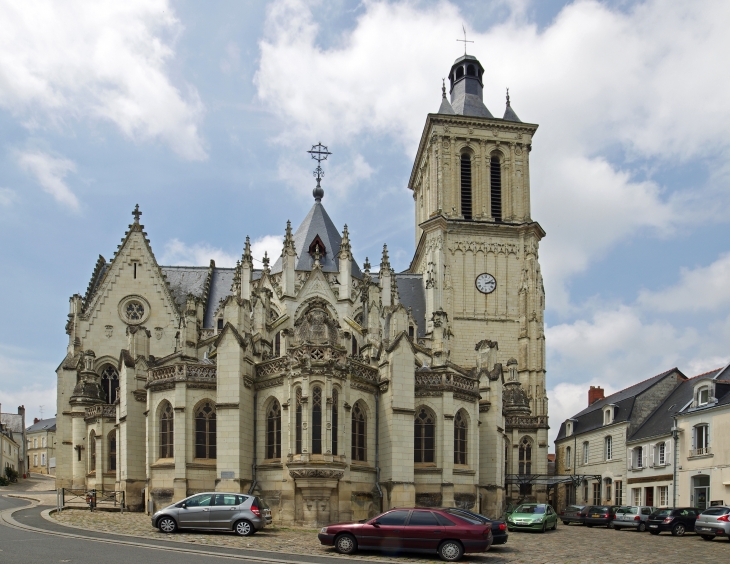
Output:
(50, 511), (730, 563)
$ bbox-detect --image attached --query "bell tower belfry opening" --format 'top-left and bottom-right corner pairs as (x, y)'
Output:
(408, 51), (549, 509)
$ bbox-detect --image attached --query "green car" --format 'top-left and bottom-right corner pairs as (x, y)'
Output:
(505, 503), (558, 533)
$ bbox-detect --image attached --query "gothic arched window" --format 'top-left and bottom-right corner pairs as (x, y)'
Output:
(490, 154), (502, 221)
(160, 401), (174, 459)
(101, 365), (119, 404)
(266, 399), (281, 459)
(89, 431), (96, 471)
(295, 388), (302, 454)
(331, 389), (339, 456)
(414, 408), (435, 463)
(195, 401), (216, 459)
(460, 154), (472, 220)
(352, 403), (367, 462)
(519, 437), (532, 475)
(108, 431), (117, 472)
(312, 386), (322, 455)
(454, 410), (467, 465)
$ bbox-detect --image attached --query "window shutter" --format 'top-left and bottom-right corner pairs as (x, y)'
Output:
(649, 444), (655, 467)
(642, 450), (648, 468)
(627, 448), (633, 469)
(706, 425), (710, 448)
(691, 429), (696, 451)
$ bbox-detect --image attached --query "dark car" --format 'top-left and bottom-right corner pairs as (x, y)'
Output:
(440, 508), (508, 545)
(560, 505), (586, 526)
(646, 507), (700, 536)
(583, 505), (619, 528)
(318, 507), (492, 562)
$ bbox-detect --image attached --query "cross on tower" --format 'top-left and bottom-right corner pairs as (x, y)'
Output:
(456, 24), (474, 55)
(132, 204), (142, 224)
(307, 142), (332, 202)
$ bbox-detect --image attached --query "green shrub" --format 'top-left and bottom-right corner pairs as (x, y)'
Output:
(0, 476), (8, 486)
(4, 466), (18, 482)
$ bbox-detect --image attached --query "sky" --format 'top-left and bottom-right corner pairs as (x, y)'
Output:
(1, 0), (729, 448)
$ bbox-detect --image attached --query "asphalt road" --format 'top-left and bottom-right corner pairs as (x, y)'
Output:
(0, 495), (354, 564)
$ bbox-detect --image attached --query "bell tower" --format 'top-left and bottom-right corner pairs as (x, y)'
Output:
(407, 50), (548, 430)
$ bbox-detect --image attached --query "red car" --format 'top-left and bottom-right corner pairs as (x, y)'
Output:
(318, 507), (493, 562)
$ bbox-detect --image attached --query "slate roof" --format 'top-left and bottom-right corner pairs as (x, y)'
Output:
(503, 103), (521, 122)
(271, 201), (363, 278)
(395, 273), (426, 337)
(204, 268), (235, 328)
(0, 413), (24, 434)
(555, 368), (684, 441)
(26, 417), (56, 433)
(161, 266), (209, 308)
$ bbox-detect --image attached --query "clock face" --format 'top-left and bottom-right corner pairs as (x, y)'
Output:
(476, 273), (496, 294)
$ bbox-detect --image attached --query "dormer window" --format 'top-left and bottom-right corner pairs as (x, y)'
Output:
(308, 235), (326, 258)
(566, 421), (573, 437)
(698, 386), (710, 406)
(603, 404), (616, 425)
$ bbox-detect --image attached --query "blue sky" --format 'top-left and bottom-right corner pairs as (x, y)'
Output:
(1, 0), (729, 447)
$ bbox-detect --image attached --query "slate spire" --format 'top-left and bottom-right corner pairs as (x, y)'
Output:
(502, 88), (522, 122)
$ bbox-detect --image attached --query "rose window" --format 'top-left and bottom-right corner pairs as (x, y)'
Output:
(125, 301), (145, 321)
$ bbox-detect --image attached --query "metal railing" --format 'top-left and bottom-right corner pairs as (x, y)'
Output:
(689, 447), (712, 457)
(57, 488), (125, 513)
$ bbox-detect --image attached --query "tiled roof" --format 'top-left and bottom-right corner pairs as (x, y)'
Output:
(26, 417), (56, 433)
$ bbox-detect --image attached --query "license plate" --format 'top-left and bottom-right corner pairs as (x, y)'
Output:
(592, 514), (600, 518)
(649, 525), (658, 528)
(696, 527), (709, 532)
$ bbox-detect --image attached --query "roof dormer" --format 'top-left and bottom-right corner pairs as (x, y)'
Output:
(603, 403), (617, 425)
(565, 418), (577, 437)
(693, 381), (714, 408)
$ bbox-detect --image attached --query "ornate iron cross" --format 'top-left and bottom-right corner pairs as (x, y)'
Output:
(307, 142), (332, 182)
(457, 25), (473, 55)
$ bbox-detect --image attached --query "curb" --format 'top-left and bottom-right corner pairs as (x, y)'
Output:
(2, 500), (394, 564)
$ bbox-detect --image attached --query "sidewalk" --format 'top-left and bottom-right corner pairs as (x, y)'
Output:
(0, 472), (57, 505)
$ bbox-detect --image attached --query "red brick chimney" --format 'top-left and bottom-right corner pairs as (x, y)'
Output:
(589, 386), (605, 406)
(34, 418), (40, 424)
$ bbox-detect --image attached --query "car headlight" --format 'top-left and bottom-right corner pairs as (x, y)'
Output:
(320, 527), (328, 534)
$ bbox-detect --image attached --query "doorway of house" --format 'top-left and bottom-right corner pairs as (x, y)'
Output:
(692, 475), (710, 510)
(644, 487), (654, 506)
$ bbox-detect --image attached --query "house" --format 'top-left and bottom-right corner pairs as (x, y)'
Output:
(0, 404), (26, 477)
(26, 417), (57, 476)
(553, 369), (686, 511)
(675, 367), (730, 510)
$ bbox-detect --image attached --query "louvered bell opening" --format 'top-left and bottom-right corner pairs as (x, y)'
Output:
(460, 154), (472, 220)
(490, 157), (502, 221)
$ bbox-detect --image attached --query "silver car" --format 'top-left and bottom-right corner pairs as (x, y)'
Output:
(695, 505), (730, 541)
(613, 506), (656, 531)
(152, 492), (271, 536)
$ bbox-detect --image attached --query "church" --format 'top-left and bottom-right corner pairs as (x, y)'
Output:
(55, 52), (549, 526)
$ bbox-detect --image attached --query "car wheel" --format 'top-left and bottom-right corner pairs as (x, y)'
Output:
(552, 519), (558, 531)
(234, 520), (255, 537)
(638, 522), (646, 533)
(157, 517), (177, 534)
(607, 521), (615, 529)
(586, 524), (593, 528)
(438, 540), (464, 562)
(541, 522), (546, 533)
(563, 521), (569, 526)
(671, 523), (686, 536)
(335, 534), (357, 555)
(700, 535), (713, 541)
(650, 530), (660, 535)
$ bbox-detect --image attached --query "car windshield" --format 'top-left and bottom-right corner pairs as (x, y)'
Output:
(616, 507), (638, 515)
(653, 509), (672, 517)
(515, 505), (545, 514)
(567, 505), (583, 511)
(701, 507), (730, 516)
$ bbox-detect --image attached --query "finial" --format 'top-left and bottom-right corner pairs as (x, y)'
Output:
(132, 204), (142, 224)
(307, 142), (332, 202)
(313, 244), (322, 266)
(262, 251), (270, 272)
(340, 224), (351, 254)
(381, 244), (390, 270)
(364, 257), (371, 273)
(506, 87), (510, 107)
(442, 78), (446, 99)
(283, 220), (295, 251)
(242, 235), (252, 264)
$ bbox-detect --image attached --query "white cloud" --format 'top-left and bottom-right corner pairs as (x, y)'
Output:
(17, 151), (79, 210)
(251, 234), (284, 265)
(256, 0), (730, 311)
(0, 187), (16, 206)
(0, 0), (206, 160)
(277, 151), (375, 201)
(159, 234), (284, 268)
(160, 238), (238, 267)
(638, 252), (730, 313)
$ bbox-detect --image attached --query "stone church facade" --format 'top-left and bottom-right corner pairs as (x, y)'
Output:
(56, 53), (549, 525)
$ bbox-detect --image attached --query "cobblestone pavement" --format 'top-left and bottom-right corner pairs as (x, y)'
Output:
(50, 512), (730, 563)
